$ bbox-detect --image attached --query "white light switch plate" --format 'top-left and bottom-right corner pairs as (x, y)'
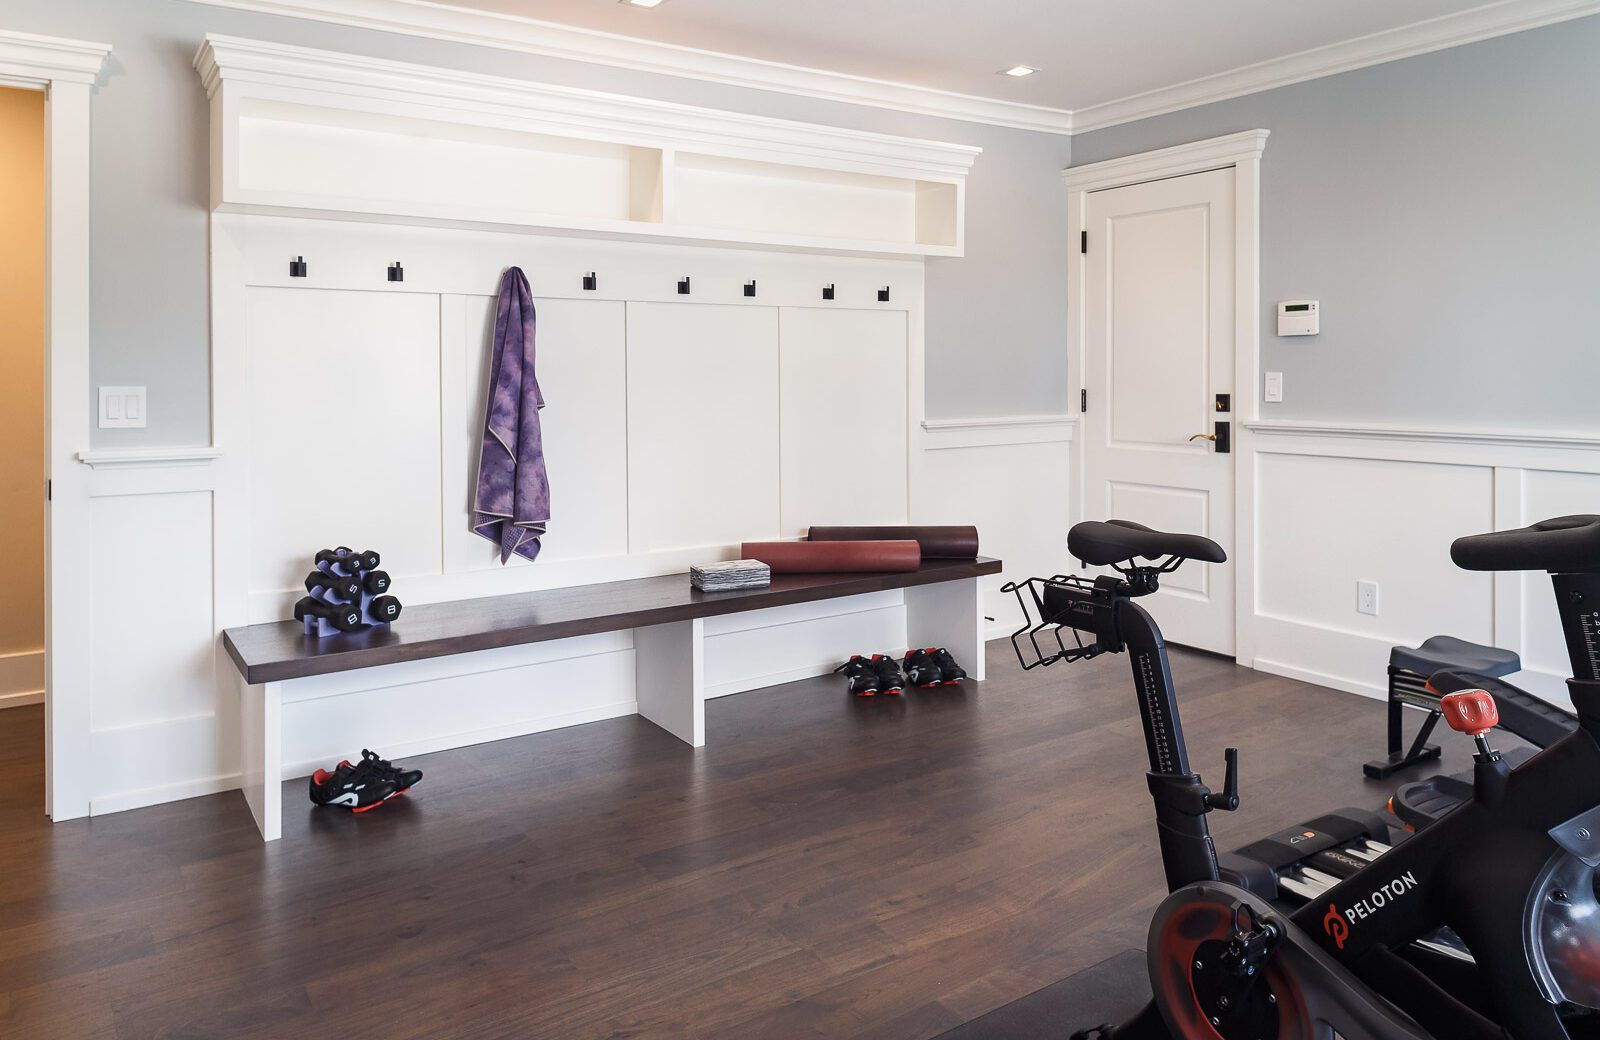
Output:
(1264, 371), (1284, 403)
(99, 386), (147, 429)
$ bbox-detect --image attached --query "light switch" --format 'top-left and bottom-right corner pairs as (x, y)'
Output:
(99, 386), (147, 429)
(1263, 371), (1284, 403)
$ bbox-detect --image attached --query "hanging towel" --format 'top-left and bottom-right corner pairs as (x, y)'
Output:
(472, 267), (550, 564)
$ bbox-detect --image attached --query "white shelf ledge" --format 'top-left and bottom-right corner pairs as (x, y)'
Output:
(195, 35), (978, 258)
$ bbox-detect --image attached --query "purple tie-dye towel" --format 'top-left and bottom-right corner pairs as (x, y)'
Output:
(472, 267), (550, 564)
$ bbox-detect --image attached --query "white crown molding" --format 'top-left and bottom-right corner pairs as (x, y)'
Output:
(1245, 420), (1600, 452)
(77, 447), (224, 469)
(1070, 0), (1600, 133)
(179, 0), (1075, 134)
(0, 29), (111, 86)
(195, 34), (981, 181)
(181, 0), (1600, 137)
(1063, 129), (1269, 192)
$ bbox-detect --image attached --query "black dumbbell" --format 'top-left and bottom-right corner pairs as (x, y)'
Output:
(306, 571), (362, 601)
(355, 550), (380, 571)
(368, 595), (402, 623)
(364, 569), (392, 595)
(293, 596), (365, 632)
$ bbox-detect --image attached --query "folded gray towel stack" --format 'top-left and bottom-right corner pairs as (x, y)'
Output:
(691, 560), (772, 592)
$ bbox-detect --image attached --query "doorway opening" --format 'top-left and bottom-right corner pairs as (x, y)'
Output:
(0, 85), (47, 815)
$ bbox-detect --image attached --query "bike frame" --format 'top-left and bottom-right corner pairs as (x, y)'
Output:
(1038, 567), (1600, 1039)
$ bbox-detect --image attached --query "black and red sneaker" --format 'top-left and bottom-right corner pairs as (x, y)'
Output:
(834, 656), (881, 696)
(903, 648), (942, 688)
(309, 757), (398, 813)
(869, 654), (906, 695)
(929, 647), (968, 685)
(333, 749), (424, 797)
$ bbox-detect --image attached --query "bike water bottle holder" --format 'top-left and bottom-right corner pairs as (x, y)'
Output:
(1000, 557), (1188, 671)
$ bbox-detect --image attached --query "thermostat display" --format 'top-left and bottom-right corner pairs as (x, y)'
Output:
(1278, 300), (1319, 336)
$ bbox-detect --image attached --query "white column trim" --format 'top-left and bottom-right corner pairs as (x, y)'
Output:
(0, 31), (111, 820)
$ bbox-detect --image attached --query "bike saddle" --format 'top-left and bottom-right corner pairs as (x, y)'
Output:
(1452, 514), (1600, 573)
(1068, 519), (1227, 567)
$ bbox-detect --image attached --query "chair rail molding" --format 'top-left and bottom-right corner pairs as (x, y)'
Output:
(1246, 420), (1600, 453)
(77, 447), (224, 470)
(920, 414), (1077, 450)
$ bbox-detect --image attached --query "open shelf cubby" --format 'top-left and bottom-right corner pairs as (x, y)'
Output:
(200, 36), (978, 257)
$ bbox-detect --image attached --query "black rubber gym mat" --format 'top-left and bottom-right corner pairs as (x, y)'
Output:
(931, 949), (1150, 1040)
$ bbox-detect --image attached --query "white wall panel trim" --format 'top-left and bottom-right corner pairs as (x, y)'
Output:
(920, 414), (1077, 450)
(77, 447), (223, 470)
(1249, 420), (1600, 453)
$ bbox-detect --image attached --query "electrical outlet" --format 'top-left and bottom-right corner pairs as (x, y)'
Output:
(1264, 371), (1284, 403)
(1357, 580), (1380, 616)
(98, 386), (147, 429)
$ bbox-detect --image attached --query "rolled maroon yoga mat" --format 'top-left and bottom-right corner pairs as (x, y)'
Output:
(807, 525), (979, 559)
(741, 539), (922, 574)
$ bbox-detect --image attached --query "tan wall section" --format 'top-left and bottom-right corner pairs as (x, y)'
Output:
(0, 87), (45, 663)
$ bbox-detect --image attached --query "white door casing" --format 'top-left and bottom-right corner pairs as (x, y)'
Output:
(0, 30), (112, 820)
(1065, 130), (1267, 660)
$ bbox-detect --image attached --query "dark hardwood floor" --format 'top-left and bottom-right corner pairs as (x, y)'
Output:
(0, 645), (1477, 1039)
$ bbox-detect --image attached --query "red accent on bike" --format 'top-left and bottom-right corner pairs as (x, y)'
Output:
(1441, 689), (1499, 737)
(1323, 903), (1349, 950)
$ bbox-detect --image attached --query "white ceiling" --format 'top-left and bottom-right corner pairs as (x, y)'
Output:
(428, 0), (1500, 110)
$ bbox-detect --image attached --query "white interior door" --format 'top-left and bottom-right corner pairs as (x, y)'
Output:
(1082, 167), (1236, 654)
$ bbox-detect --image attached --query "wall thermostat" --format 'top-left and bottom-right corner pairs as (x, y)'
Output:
(1278, 300), (1319, 336)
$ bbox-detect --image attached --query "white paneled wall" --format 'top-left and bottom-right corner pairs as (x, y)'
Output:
(1242, 427), (1600, 707)
(71, 215), (1075, 816)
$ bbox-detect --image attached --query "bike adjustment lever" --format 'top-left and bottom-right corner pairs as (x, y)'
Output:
(1204, 747), (1240, 812)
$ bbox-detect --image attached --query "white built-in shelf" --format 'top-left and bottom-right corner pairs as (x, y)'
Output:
(195, 36), (978, 258)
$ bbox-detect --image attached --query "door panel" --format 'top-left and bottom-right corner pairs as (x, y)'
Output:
(1083, 168), (1235, 654)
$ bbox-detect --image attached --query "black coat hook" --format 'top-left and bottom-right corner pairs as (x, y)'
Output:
(289, 256), (307, 278)
(822, 284), (835, 301)
(387, 261), (404, 283)
(877, 286), (890, 302)
(582, 272), (597, 291)
(677, 276), (691, 295)
(744, 280), (756, 298)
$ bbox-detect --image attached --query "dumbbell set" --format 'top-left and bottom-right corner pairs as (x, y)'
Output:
(293, 547), (403, 637)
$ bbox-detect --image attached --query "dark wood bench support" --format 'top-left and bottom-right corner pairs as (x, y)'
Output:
(224, 557), (1002, 840)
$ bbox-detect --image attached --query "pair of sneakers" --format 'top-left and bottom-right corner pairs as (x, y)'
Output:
(308, 748), (424, 813)
(835, 648), (968, 697)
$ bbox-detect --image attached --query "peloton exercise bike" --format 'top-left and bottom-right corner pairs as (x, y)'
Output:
(1003, 515), (1600, 1039)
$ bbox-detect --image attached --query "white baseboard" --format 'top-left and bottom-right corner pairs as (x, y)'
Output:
(0, 649), (43, 710)
(280, 698), (639, 780)
(1251, 657), (1384, 701)
(90, 771), (242, 817)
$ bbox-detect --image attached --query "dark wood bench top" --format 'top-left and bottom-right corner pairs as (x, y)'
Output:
(224, 557), (1002, 685)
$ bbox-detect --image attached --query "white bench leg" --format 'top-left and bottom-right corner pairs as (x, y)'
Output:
(240, 678), (283, 841)
(905, 577), (986, 682)
(634, 618), (706, 747)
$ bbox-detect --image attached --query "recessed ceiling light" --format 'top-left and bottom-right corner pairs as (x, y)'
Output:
(1000, 65), (1039, 77)
(620, 0), (668, 7)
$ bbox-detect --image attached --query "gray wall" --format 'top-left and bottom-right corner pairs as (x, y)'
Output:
(2, 0), (1074, 448)
(1072, 15), (1600, 431)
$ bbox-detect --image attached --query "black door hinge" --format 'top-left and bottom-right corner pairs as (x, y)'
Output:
(1081, 230), (1088, 254)
(46, 479), (51, 501)
(1080, 388), (1087, 413)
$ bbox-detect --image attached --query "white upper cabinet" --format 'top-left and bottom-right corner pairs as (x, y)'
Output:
(195, 36), (979, 257)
